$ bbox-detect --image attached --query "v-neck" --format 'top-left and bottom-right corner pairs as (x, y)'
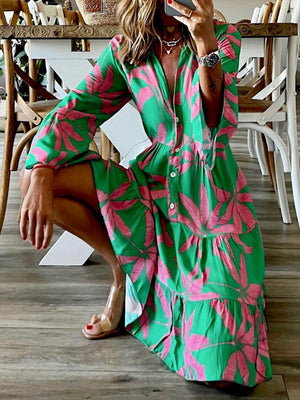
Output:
(150, 45), (188, 111)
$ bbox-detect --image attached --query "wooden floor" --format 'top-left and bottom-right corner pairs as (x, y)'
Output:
(0, 96), (300, 399)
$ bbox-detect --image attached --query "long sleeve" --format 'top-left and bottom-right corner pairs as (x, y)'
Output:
(198, 23), (241, 170)
(25, 39), (131, 169)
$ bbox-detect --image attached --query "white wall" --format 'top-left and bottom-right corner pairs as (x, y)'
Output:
(213, 0), (265, 22)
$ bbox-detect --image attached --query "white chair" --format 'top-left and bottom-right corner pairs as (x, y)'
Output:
(28, 0), (67, 97)
(238, 0), (300, 227)
(237, 3), (272, 177)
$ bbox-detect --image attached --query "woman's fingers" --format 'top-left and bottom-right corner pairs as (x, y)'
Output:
(167, 0), (194, 18)
(28, 210), (37, 247)
(19, 194), (54, 249)
(43, 218), (53, 249)
(19, 208), (28, 241)
(35, 213), (45, 250)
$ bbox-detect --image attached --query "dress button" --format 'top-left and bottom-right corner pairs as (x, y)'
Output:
(175, 147), (180, 153)
(170, 171), (176, 178)
(169, 202), (175, 210)
(175, 117), (179, 123)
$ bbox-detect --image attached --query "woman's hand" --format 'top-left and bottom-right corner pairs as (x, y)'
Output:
(167, 0), (216, 50)
(20, 168), (54, 250)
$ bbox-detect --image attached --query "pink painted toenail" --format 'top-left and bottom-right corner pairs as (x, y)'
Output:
(86, 325), (93, 330)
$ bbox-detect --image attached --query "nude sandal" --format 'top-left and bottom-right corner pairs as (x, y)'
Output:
(82, 283), (125, 340)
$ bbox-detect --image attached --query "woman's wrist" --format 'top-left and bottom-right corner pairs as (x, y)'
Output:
(31, 164), (54, 186)
(32, 163), (54, 171)
(195, 37), (218, 58)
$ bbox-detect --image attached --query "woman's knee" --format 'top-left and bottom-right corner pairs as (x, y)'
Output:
(53, 163), (99, 211)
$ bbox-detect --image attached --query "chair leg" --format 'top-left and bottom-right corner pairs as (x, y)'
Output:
(255, 133), (269, 176)
(288, 113), (300, 227)
(274, 150), (291, 224)
(247, 129), (256, 158)
(0, 127), (15, 234)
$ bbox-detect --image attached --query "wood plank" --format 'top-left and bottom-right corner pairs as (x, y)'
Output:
(265, 278), (300, 298)
(284, 375), (300, 400)
(0, 23), (297, 39)
(0, 370), (288, 400)
(265, 299), (300, 323)
(1, 51), (300, 400)
(268, 323), (300, 375)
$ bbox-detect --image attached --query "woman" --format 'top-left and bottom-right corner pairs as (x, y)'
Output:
(20, 0), (272, 392)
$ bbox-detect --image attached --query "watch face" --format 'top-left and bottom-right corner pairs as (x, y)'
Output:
(206, 52), (220, 67)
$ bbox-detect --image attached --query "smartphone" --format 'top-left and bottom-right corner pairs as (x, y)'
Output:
(164, 0), (196, 17)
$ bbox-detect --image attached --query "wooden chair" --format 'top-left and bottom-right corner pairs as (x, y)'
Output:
(0, 0), (61, 234)
(214, 9), (227, 22)
(238, 0), (300, 226)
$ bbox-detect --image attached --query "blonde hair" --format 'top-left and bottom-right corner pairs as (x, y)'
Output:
(117, 0), (195, 65)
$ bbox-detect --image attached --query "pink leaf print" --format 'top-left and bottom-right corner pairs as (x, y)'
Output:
(180, 309), (207, 381)
(177, 213), (200, 235)
(220, 38), (237, 60)
(178, 193), (201, 227)
(130, 258), (146, 283)
(184, 352), (206, 380)
(29, 147), (49, 164)
(31, 123), (51, 148)
(144, 210), (155, 247)
(155, 281), (170, 319)
(240, 253), (248, 289)
(161, 334), (172, 360)
(200, 183), (209, 225)
(226, 33), (242, 47)
(231, 234), (253, 255)
(157, 123), (167, 142)
(130, 246), (156, 284)
(236, 169), (247, 192)
(210, 299), (236, 336)
(224, 71), (233, 86)
(139, 309), (150, 340)
(255, 356), (266, 384)
(136, 87), (154, 110)
(186, 334), (210, 352)
(157, 257), (172, 286)
(96, 183), (135, 239)
(188, 269), (209, 294)
(157, 217), (174, 247)
(224, 88), (238, 104)
(223, 98), (238, 126)
(48, 151), (69, 168)
(237, 352), (250, 384)
(186, 262), (201, 285)
(53, 121), (84, 153)
(218, 248), (240, 283)
(179, 235), (198, 253)
(189, 291), (221, 301)
(223, 353), (238, 381)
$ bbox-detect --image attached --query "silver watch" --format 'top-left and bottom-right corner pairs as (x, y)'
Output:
(196, 49), (220, 68)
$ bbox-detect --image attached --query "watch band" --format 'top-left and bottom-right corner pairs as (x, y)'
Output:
(196, 49), (220, 68)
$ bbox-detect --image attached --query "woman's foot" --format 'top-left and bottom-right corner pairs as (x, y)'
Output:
(82, 282), (125, 340)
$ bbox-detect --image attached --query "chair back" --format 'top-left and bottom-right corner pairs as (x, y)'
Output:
(0, 0), (36, 107)
(34, 0), (65, 25)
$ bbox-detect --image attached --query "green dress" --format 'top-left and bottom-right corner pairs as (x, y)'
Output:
(26, 23), (272, 386)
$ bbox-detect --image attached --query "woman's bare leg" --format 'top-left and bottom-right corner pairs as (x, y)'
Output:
(20, 163), (125, 335)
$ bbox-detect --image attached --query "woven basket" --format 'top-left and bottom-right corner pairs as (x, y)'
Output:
(75, 0), (119, 25)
